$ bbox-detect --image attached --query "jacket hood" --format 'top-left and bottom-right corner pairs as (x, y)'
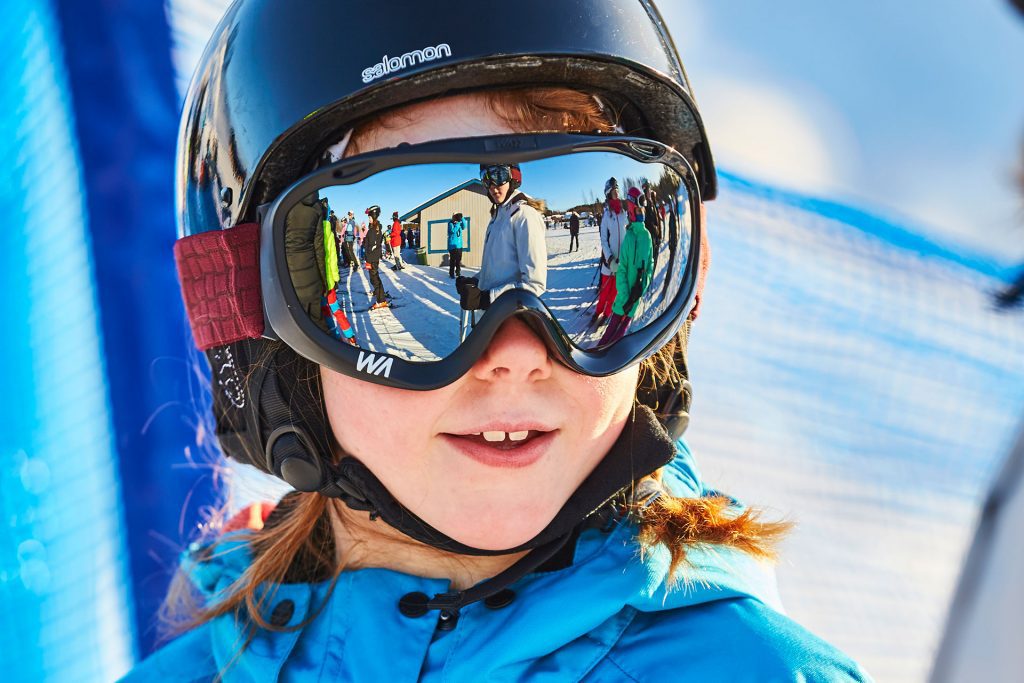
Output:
(177, 440), (785, 682)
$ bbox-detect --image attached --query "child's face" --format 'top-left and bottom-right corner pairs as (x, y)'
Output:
(321, 94), (639, 551)
(487, 181), (511, 204)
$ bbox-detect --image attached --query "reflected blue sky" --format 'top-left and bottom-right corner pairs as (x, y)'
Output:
(321, 153), (670, 217)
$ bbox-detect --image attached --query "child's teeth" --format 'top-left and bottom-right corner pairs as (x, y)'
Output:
(483, 431), (506, 442)
(508, 431), (530, 442)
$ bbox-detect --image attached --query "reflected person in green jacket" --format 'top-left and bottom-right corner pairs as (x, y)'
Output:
(599, 186), (654, 346)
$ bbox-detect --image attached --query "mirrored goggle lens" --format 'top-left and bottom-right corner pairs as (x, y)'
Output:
(278, 151), (695, 363)
(480, 165), (513, 187)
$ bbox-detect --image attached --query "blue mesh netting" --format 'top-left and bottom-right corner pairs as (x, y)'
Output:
(0, 1), (135, 681)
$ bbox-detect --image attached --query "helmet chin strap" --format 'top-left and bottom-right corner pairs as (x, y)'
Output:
(245, 338), (688, 554)
(319, 403), (675, 619)
(258, 353), (676, 556)
(343, 404), (672, 551)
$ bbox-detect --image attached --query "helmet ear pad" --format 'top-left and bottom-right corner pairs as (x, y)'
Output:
(207, 339), (334, 486)
(509, 164), (522, 191)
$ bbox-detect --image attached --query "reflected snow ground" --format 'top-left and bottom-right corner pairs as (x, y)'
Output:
(333, 224), (685, 359)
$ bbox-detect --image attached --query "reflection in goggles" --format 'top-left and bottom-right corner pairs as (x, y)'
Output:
(479, 164), (514, 187)
(282, 153), (693, 363)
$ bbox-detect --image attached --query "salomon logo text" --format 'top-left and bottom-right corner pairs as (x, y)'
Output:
(362, 43), (452, 84)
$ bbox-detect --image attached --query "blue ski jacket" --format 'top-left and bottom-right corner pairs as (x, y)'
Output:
(124, 442), (870, 682)
(447, 218), (466, 250)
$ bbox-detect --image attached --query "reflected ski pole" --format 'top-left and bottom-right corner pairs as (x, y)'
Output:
(460, 309), (475, 343)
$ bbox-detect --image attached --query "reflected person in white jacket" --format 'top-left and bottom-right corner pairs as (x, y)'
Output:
(457, 163), (547, 310)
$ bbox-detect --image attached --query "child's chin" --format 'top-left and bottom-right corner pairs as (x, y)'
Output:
(439, 512), (553, 552)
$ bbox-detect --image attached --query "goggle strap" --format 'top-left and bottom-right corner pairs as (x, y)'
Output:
(174, 223), (265, 350)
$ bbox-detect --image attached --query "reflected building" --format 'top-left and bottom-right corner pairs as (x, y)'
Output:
(399, 179), (492, 269)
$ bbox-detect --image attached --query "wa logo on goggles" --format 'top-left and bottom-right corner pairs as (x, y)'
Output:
(357, 351), (394, 378)
(362, 43), (453, 84)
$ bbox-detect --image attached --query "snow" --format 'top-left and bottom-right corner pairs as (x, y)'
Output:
(329, 222), (685, 358)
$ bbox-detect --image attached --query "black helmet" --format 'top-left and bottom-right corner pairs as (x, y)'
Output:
(177, 0), (716, 239)
(365, 205), (381, 219)
(604, 177), (619, 197)
(479, 163), (523, 198)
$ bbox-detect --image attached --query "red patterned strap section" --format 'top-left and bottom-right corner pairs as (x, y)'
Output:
(174, 223), (265, 350)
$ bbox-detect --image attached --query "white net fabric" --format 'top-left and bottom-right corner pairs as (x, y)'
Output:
(687, 173), (1024, 682)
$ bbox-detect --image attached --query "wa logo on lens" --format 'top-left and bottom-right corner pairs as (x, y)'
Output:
(362, 43), (452, 84)
(357, 351), (394, 378)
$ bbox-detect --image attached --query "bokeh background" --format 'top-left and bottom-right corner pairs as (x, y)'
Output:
(2, 1), (1023, 681)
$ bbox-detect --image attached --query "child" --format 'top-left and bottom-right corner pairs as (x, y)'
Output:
(599, 187), (653, 346)
(136, 1), (870, 680)
(389, 211), (405, 271)
(447, 212), (465, 278)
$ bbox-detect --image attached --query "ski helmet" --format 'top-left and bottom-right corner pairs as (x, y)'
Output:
(604, 177), (619, 197)
(626, 186), (645, 221)
(365, 205), (381, 219)
(177, 0), (716, 240)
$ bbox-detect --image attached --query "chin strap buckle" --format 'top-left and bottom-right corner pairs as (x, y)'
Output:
(264, 426), (324, 492)
(657, 379), (692, 439)
(426, 591), (463, 612)
(321, 474), (375, 512)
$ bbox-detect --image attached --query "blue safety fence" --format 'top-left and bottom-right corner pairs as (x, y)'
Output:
(0, 1), (135, 681)
(50, 0), (221, 659)
(1, 1), (220, 680)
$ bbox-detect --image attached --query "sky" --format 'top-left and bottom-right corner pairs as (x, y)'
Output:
(661, 0), (1024, 260)
(318, 154), (680, 220)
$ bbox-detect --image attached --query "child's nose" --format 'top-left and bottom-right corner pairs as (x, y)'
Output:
(470, 316), (552, 384)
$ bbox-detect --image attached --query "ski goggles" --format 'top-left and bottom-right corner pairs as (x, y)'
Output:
(479, 164), (518, 187)
(175, 134), (703, 390)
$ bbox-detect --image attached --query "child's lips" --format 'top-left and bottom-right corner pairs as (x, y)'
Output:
(450, 430), (545, 450)
(440, 429), (558, 468)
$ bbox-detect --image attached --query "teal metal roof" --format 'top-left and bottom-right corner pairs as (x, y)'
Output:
(399, 178), (486, 222)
